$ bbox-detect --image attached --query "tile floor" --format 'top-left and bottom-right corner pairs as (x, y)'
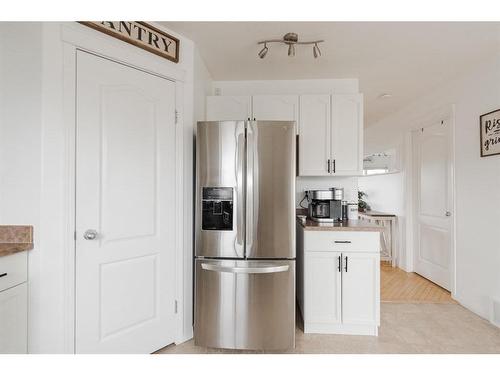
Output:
(156, 303), (500, 354)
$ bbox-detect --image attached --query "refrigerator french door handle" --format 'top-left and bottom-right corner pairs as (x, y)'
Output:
(235, 125), (245, 257)
(246, 122), (255, 254)
(201, 263), (289, 274)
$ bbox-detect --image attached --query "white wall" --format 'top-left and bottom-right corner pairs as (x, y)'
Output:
(212, 79), (360, 206)
(0, 24), (42, 229)
(358, 172), (405, 267)
(363, 53), (500, 321)
(0, 22), (209, 353)
(0, 21), (45, 350)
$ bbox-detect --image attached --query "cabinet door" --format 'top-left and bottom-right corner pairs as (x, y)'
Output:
(206, 96), (252, 121)
(0, 283), (27, 353)
(341, 252), (379, 326)
(298, 95), (331, 176)
(304, 251), (342, 325)
(252, 95), (298, 124)
(331, 94), (363, 175)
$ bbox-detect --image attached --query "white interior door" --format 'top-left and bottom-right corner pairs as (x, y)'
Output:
(413, 119), (453, 290)
(75, 50), (177, 353)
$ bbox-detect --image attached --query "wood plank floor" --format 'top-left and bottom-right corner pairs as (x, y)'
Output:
(381, 262), (456, 303)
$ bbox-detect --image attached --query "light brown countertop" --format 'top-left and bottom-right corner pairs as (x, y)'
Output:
(297, 216), (383, 232)
(0, 225), (34, 257)
(358, 210), (396, 218)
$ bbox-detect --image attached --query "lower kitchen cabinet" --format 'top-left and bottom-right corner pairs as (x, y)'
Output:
(0, 282), (28, 353)
(304, 252), (342, 325)
(341, 252), (379, 326)
(298, 226), (380, 336)
(0, 251), (28, 354)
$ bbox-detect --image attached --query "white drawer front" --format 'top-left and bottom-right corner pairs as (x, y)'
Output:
(304, 231), (380, 252)
(0, 252), (28, 292)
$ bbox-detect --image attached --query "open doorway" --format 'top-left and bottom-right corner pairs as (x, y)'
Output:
(358, 111), (456, 304)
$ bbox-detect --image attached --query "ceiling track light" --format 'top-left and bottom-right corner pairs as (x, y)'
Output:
(257, 32), (324, 59)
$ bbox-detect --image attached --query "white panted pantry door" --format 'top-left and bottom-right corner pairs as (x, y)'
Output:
(413, 119), (453, 291)
(75, 51), (176, 353)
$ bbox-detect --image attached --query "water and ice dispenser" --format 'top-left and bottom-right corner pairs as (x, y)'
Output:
(201, 187), (233, 231)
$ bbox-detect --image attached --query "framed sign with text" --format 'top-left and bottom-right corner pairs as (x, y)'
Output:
(79, 21), (179, 63)
(480, 108), (500, 157)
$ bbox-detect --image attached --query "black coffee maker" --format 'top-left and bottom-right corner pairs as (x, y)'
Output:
(306, 188), (344, 222)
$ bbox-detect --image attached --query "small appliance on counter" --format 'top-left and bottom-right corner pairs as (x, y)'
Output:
(306, 188), (344, 222)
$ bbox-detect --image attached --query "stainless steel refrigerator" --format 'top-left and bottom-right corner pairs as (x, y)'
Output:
(194, 120), (296, 351)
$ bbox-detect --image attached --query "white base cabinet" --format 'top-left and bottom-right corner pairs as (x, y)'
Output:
(298, 227), (380, 336)
(0, 283), (28, 353)
(0, 251), (28, 353)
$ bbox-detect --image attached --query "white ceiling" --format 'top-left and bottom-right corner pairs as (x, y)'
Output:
(162, 22), (500, 125)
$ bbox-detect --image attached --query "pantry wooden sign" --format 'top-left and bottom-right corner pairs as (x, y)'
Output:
(79, 21), (179, 63)
(480, 108), (500, 157)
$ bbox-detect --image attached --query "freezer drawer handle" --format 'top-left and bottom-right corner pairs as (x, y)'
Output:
(201, 263), (289, 274)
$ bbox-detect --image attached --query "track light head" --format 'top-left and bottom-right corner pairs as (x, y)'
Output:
(258, 43), (269, 59)
(313, 43), (321, 58)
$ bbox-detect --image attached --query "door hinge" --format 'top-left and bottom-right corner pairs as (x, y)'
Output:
(175, 110), (179, 124)
(174, 300), (178, 314)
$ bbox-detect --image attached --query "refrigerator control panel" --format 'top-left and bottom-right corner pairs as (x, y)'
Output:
(202, 187), (233, 231)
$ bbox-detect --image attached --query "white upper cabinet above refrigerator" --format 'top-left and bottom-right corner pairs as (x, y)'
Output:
(206, 96), (252, 121)
(252, 95), (299, 124)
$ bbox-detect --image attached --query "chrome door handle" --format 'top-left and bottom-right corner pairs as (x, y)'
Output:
(201, 263), (289, 274)
(327, 159), (331, 173)
(344, 256), (348, 272)
(83, 229), (98, 240)
(445, 211), (451, 217)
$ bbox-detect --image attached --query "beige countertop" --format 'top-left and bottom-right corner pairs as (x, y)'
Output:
(0, 225), (34, 257)
(358, 210), (396, 218)
(297, 216), (383, 232)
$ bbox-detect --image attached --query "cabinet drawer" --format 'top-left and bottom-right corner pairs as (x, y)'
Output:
(0, 252), (28, 292)
(304, 231), (380, 252)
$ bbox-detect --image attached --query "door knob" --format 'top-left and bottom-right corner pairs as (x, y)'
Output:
(445, 211), (451, 217)
(83, 229), (98, 240)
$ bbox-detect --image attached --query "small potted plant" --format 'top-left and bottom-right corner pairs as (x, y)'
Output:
(358, 191), (371, 212)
